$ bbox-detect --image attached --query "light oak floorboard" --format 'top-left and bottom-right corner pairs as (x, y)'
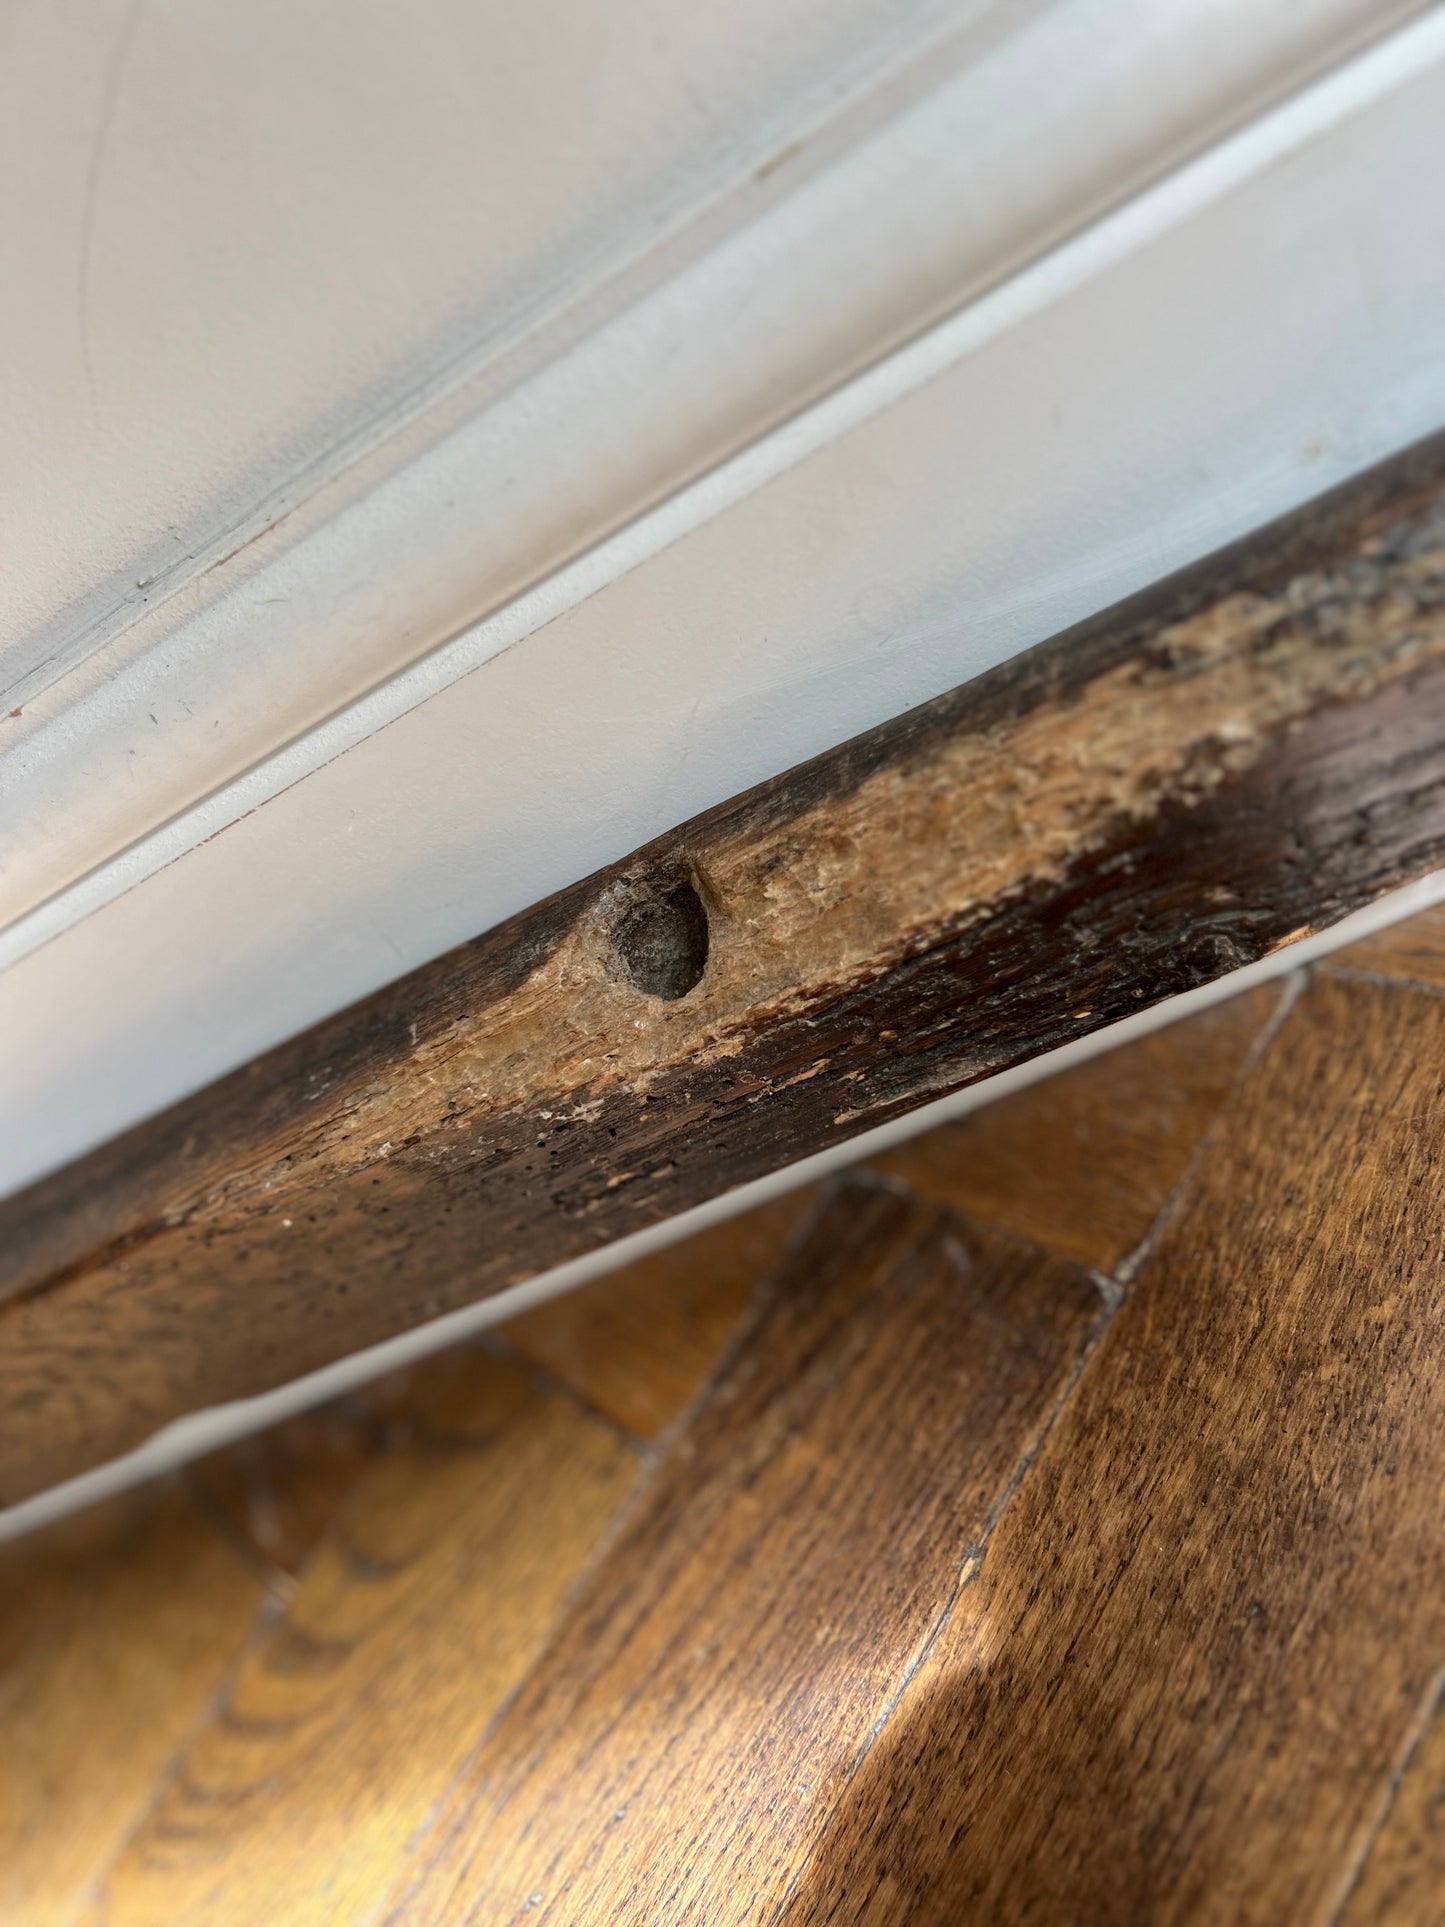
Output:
(85, 1353), (638, 1927)
(0, 1486), (264, 1926)
(498, 1187), (819, 1438)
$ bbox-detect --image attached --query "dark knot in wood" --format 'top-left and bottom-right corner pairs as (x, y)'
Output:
(611, 876), (709, 1000)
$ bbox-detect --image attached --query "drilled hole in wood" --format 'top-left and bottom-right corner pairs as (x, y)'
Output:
(612, 878), (709, 1000)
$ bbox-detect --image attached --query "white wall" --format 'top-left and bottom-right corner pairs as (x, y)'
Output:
(2, 1), (1443, 1200)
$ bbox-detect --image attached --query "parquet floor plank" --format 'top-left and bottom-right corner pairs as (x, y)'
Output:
(389, 1186), (1103, 1926)
(498, 1187), (819, 1438)
(84, 1352), (639, 1927)
(8, 910), (1445, 1926)
(787, 972), (1445, 1924)
(0, 1487), (265, 1925)
(868, 985), (1281, 1274)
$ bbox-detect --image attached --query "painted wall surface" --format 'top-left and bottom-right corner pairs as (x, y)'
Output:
(1, 0), (965, 705)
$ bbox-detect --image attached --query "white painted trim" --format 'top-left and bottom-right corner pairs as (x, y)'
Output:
(3, 10), (1443, 1200)
(3, 0), (1431, 946)
(5, 868), (1441, 1544)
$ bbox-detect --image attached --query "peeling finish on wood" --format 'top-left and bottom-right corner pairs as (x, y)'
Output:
(3, 434), (1445, 1503)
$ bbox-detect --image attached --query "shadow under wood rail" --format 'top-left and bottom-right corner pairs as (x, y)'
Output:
(4, 430), (1445, 1504)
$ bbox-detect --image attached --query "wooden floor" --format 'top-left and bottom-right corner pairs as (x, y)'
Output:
(6, 910), (1445, 1925)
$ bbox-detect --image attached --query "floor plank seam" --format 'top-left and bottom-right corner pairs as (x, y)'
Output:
(184, 1479), (306, 1606)
(322, 1184), (848, 1923)
(1088, 1268), (1124, 1313)
(1317, 959), (1445, 1000)
(77, 1366), (603, 1924)
(640, 1174), (849, 1464)
(850, 1166), (916, 1201)
(376, 1179), (917, 1925)
(182, 1402), (390, 1600)
(474, 1332), (653, 1449)
(72, 1555), (294, 1925)
(763, 1573), (972, 1927)
(972, 1288), (1118, 1551)
(364, 1426), (678, 1927)
(1322, 1665), (1445, 1926)
(851, 1162), (1110, 1291)
(765, 1268), (1119, 1925)
(319, 1408), (660, 1927)
(1113, 966), (1308, 1292)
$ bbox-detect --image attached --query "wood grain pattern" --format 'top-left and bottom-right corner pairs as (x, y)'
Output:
(0, 1485), (264, 1926)
(5, 434), (1445, 1505)
(387, 1184), (1103, 1927)
(85, 1349), (638, 1927)
(186, 1403), (382, 1582)
(1340, 1677), (1445, 1925)
(1336, 900), (1445, 989)
(869, 984), (1281, 1275)
(785, 971), (1445, 1926)
(498, 1186), (820, 1437)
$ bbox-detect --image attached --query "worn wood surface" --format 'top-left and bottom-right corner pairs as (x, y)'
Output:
(3, 909), (1444, 1924)
(5, 433), (1445, 1504)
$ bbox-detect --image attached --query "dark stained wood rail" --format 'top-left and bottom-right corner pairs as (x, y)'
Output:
(4, 430), (1445, 1503)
